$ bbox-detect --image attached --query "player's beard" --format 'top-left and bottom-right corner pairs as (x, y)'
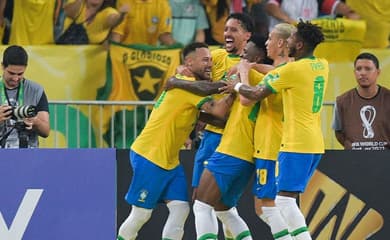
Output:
(288, 46), (297, 58)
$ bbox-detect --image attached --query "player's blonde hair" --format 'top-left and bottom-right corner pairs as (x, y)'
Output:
(273, 23), (296, 40)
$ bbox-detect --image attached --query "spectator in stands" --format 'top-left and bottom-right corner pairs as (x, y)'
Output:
(0, 45), (50, 148)
(202, 0), (244, 45)
(8, 0), (62, 45)
(61, 0), (128, 45)
(169, 0), (209, 46)
(332, 52), (390, 150)
(343, 0), (390, 48)
(248, 0), (269, 39)
(265, 0), (360, 31)
(111, 0), (177, 46)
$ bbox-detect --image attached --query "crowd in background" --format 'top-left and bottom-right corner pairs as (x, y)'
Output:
(0, 0), (388, 48)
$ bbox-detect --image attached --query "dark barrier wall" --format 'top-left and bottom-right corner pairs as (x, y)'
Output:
(0, 149), (117, 240)
(117, 150), (389, 239)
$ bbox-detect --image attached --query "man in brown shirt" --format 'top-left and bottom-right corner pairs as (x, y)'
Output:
(332, 52), (390, 150)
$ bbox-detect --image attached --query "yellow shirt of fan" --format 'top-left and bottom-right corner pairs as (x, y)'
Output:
(9, 0), (55, 44)
(131, 76), (211, 170)
(205, 48), (241, 134)
(347, 0), (390, 48)
(202, 0), (229, 44)
(265, 57), (329, 153)
(62, 1), (119, 44)
(216, 70), (264, 163)
(114, 0), (173, 45)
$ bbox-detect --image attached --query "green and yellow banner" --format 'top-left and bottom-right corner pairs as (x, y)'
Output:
(313, 18), (366, 62)
(95, 43), (182, 147)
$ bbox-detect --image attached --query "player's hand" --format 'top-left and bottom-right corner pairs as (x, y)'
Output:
(226, 65), (238, 78)
(176, 65), (193, 77)
(218, 78), (239, 94)
(237, 59), (255, 73)
(0, 105), (12, 122)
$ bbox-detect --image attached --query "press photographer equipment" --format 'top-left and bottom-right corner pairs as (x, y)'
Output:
(0, 105), (37, 148)
(11, 105), (37, 120)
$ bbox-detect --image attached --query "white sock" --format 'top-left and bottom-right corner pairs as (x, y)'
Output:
(215, 207), (252, 240)
(117, 206), (153, 240)
(162, 200), (190, 240)
(261, 206), (292, 240)
(275, 196), (311, 240)
(193, 200), (218, 239)
(222, 223), (234, 240)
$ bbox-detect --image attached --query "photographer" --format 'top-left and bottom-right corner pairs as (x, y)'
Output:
(0, 45), (50, 148)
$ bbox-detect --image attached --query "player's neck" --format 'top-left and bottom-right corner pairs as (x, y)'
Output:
(273, 56), (290, 66)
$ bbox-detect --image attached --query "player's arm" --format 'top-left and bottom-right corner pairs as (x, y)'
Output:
(200, 93), (235, 120)
(198, 111), (226, 128)
(165, 77), (226, 96)
(237, 83), (273, 102)
(236, 60), (257, 106)
(219, 72), (272, 102)
(252, 63), (275, 75)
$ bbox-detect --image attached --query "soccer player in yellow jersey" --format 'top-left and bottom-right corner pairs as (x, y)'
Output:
(221, 20), (328, 240)
(239, 23), (296, 240)
(166, 13), (254, 239)
(117, 42), (235, 240)
(193, 34), (267, 240)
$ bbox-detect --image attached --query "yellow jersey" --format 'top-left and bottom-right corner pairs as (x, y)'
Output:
(131, 76), (211, 170)
(254, 66), (285, 160)
(265, 57), (329, 153)
(216, 70), (264, 163)
(205, 48), (241, 134)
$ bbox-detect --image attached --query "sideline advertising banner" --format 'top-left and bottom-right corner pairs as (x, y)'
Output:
(0, 149), (116, 240)
(117, 150), (388, 239)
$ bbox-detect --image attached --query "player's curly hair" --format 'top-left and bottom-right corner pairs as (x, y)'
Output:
(296, 19), (324, 52)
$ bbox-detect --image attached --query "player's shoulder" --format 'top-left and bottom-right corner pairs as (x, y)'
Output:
(211, 48), (228, 57)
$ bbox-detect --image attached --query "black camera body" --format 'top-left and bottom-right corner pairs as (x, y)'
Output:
(1, 105), (37, 148)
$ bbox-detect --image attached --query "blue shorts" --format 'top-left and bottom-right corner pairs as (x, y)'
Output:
(252, 158), (277, 199)
(205, 152), (254, 208)
(276, 152), (322, 193)
(125, 150), (189, 209)
(192, 131), (222, 187)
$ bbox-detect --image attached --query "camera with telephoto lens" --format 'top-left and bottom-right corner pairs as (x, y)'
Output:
(10, 105), (37, 120)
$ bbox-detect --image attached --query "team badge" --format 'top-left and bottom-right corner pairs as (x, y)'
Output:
(138, 189), (148, 202)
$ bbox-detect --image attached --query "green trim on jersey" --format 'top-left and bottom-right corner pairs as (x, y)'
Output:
(197, 96), (213, 109)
